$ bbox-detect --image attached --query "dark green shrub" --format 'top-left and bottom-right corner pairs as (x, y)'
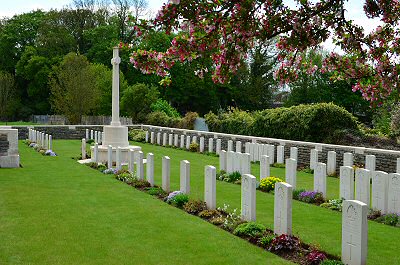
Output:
(86, 139), (95, 144)
(258, 235), (275, 248)
(146, 111), (180, 128)
(205, 103), (360, 144)
(145, 187), (167, 197)
(233, 222), (266, 238)
(97, 164), (107, 172)
(128, 129), (146, 142)
(178, 112), (199, 129)
(183, 200), (207, 215)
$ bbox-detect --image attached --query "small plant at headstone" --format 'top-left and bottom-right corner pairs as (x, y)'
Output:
(165, 191), (189, 208)
(258, 234), (275, 248)
(292, 189), (306, 200)
(268, 234), (300, 252)
(204, 151), (218, 157)
(183, 200), (207, 215)
(198, 209), (221, 219)
(306, 250), (327, 264)
(44, 150), (57, 156)
(218, 204), (243, 231)
(225, 171), (242, 183)
(259, 176), (283, 192)
(86, 139), (95, 144)
(233, 222), (266, 238)
(301, 168), (314, 174)
(320, 199), (343, 212)
(128, 129), (146, 142)
(216, 170), (227, 180)
(297, 191), (325, 205)
(86, 162), (98, 169)
(320, 260), (345, 265)
(39, 149), (46, 155)
(145, 187), (168, 198)
(189, 142), (199, 152)
(375, 213), (399, 226)
(103, 168), (118, 175)
(367, 209), (382, 220)
(97, 164), (107, 172)
(272, 163), (285, 168)
(130, 179), (151, 189)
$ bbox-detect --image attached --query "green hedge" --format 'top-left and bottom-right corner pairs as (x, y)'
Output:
(146, 111), (199, 130)
(205, 103), (359, 143)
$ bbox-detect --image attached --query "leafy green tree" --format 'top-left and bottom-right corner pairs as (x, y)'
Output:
(50, 53), (100, 124)
(284, 50), (372, 122)
(90, 63), (129, 116)
(121, 83), (159, 122)
(0, 71), (16, 121)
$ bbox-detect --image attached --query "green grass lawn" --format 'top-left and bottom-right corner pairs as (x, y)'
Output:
(0, 141), (291, 265)
(134, 141), (400, 265)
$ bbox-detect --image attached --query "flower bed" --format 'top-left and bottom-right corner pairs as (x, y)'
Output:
(83, 163), (342, 265)
(23, 140), (57, 156)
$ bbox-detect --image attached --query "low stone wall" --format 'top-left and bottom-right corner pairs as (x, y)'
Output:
(12, 125), (109, 140)
(140, 125), (400, 173)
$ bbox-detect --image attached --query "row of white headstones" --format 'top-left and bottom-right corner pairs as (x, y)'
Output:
(28, 129), (53, 151)
(93, 145), (367, 265)
(85, 129), (104, 146)
(146, 131), (400, 216)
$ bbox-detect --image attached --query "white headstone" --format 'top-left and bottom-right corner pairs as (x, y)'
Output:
(260, 155), (270, 180)
(151, 132), (155, 144)
(216, 139), (221, 154)
(341, 200), (368, 265)
(388, 173), (400, 214)
(128, 149), (135, 173)
(290, 147), (298, 161)
(116, 146), (121, 170)
(192, 136), (197, 144)
(146, 153), (154, 186)
(314, 162), (327, 198)
(107, 145), (112, 169)
(208, 138), (214, 153)
(49, 135), (53, 150)
(168, 134), (173, 146)
(397, 158), (400, 174)
(157, 132), (161, 145)
(162, 156), (170, 192)
(145, 131), (149, 142)
(371, 171), (389, 214)
(241, 174), (257, 221)
(45, 134), (49, 150)
(274, 182), (293, 236)
(199, 137), (205, 153)
(86, 129), (89, 140)
(90, 130), (93, 140)
(241, 153), (251, 175)
(174, 134), (179, 147)
(327, 151), (337, 176)
(180, 135), (185, 149)
(186, 136), (191, 150)
(162, 133), (167, 146)
(249, 143), (254, 162)
(94, 131), (98, 143)
(180, 160), (190, 194)
(205, 165), (216, 210)
(236, 141), (242, 153)
(285, 158), (297, 189)
(81, 139), (86, 159)
(340, 166), (355, 200)
(254, 143), (259, 162)
(258, 144), (264, 162)
(355, 168), (371, 207)
(245, 142), (250, 154)
(93, 143), (99, 163)
(267, 144), (275, 164)
(343, 152), (353, 167)
(310, 149), (318, 170)
(227, 140), (233, 152)
(277, 145), (285, 164)
(226, 151), (235, 174)
(219, 150), (227, 172)
(234, 152), (241, 173)
(365, 155), (376, 172)
(136, 151), (144, 180)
